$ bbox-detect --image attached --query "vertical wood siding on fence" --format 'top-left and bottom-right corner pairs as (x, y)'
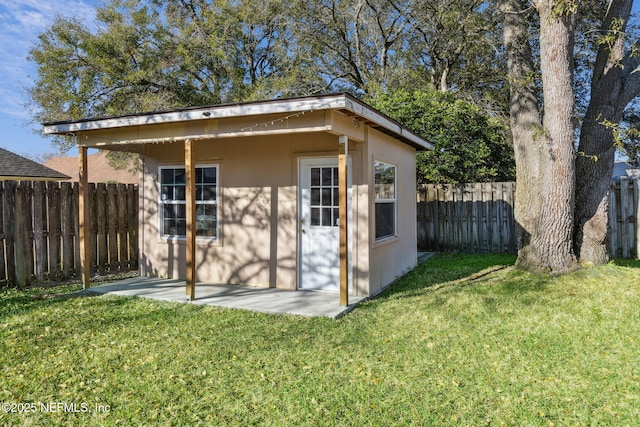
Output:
(609, 178), (639, 259)
(418, 179), (639, 259)
(417, 182), (517, 254)
(0, 181), (138, 287)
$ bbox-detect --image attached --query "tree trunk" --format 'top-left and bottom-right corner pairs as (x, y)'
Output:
(499, 0), (544, 270)
(574, 0), (634, 265)
(531, 0), (577, 273)
(499, 0), (578, 273)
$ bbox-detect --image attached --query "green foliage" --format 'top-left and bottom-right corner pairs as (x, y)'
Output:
(28, 0), (320, 151)
(2, 254), (640, 425)
(551, 0), (579, 18)
(617, 109), (640, 167)
(28, 0), (509, 154)
(368, 90), (515, 184)
(105, 151), (139, 173)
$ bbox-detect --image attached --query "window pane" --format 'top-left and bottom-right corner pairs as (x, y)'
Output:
(163, 219), (175, 235)
(374, 162), (396, 200)
(161, 186), (174, 201)
(333, 208), (339, 226)
(311, 207), (320, 225)
(176, 204), (186, 219)
(161, 169), (174, 184)
(375, 183), (395, 200)
(202, 185), (216, 201)
(333, 188), (339, 206)
(332, 167), (338, 186)
(311, 168), (320, 186)
(202, 167), (216, 183)
(176, 220), (187, 235)
(174, 186), (186, 201)
(375, 202), (395, 239)
(322, 207), (332, 226)
(195, 168), (203, 184)
(174, 169), (186, 184)
(197, 223), (216, 237)
(196, 205), (216, 237)
(321, 188), (331, 206)
(311, 188), (320, 205)
(322, 167), (332, 186)
(163, 204), (176, 220)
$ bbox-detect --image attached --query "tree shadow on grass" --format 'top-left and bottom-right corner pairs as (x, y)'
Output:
(611, 259), (640, 268)
(375, 253), (517, 301)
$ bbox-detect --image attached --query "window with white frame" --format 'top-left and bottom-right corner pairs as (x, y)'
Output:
(374, 161), (396, 240)
(159, 165), (218, 238)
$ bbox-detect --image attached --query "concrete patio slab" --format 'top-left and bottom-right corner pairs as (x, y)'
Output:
(87, 277), (366, 318)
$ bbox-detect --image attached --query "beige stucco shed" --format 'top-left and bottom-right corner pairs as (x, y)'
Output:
(44, 93), (432, 305)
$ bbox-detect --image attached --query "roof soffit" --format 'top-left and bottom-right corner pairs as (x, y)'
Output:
(44, 94), (432, 151)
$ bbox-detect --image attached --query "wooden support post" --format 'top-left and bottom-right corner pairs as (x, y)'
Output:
(78, 146), (91, 288)
(185, 139), (196, 300)
(338, 136), (349, 306)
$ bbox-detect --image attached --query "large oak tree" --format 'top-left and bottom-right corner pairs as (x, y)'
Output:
(498, 0), (640, 272)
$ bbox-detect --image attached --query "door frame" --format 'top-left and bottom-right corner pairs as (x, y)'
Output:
(297, 156), (353, 292)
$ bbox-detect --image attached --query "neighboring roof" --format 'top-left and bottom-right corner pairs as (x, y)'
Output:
(44, 151), (138, 184)
(613, 161), (630, 179)
(612, 161), (640, 179)
(0, 147), (70, 181)
(43, 93), (433, 151)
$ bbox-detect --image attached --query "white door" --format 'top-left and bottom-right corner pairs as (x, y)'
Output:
(298, 157), (351, 291)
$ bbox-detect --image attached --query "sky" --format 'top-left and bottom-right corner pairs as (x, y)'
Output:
(1, 2), (640, 162)
(0, 0), (98, 160)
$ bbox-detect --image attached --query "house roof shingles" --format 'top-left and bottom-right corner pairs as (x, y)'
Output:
(43, 151), (138, 184)
(0, 147), (70, 181)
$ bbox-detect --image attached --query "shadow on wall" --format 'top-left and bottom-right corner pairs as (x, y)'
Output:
(139, 179), (372, 292)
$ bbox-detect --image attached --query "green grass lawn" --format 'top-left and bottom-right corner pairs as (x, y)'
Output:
(1, 253), (639, 426)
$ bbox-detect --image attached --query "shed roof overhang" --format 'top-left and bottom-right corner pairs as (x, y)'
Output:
(43, 93), (432, 151)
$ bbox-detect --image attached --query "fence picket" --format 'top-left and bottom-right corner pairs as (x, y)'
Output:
(128, 184), (139, 270)
(60, 182), (74, 278)
(96, 183), (108, 275)
(33, 182), (47, 282)
(118, 184), (128, 271)
(47, 182), (62, 281)
(0, 180), (138, 287)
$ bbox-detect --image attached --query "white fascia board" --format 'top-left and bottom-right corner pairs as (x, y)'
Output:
(43, 95), (347, 135)
(43, 94), (432, 150)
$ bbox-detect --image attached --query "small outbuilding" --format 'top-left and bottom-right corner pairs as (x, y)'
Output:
(44, 93), (432, 304)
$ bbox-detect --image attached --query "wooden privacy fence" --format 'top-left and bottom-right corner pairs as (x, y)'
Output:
(417, 179), (640, 259)
(417, 182), (517, 254)
(0, 181), (138, 287)
(609, 178), (640, 259)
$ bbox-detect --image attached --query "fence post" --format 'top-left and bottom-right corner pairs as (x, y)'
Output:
(0, 182), (5, 285)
